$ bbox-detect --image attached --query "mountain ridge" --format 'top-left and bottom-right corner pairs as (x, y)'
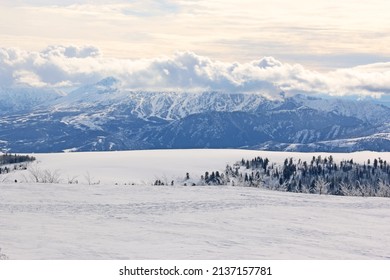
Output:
(0, 79), (389, 153)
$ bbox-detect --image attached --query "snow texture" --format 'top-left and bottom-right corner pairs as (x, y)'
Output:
(1, 149), (390, 259)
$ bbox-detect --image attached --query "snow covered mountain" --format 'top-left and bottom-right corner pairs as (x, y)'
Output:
(0, 78), (389, 152)
(0, 87), (63, 115)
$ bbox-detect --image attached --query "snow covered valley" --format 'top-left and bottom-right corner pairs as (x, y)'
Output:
(1, 149), (390, 259)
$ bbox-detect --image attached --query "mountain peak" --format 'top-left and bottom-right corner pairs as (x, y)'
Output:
(67, 77), (120, 98)
(1, 90), (389, 153)
(96, 77), (119, 88)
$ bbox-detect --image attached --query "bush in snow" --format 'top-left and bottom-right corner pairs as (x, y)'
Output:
(0, 248), (9, 260)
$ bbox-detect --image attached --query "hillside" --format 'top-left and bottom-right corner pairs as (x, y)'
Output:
(1, 149), (390, 259)
(0, 81), (389, 153)
(1, 183), (389, 259)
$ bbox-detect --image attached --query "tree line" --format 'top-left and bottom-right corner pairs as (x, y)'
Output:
(199, 155), (390, 197)
(0, 153), (36, 175)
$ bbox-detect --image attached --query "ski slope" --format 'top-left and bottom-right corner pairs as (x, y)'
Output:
(1, 149), (390, 259)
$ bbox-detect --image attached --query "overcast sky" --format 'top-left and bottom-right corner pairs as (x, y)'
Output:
(1, 0), (389, 97)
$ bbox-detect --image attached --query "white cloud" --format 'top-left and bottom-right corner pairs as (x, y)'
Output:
(0, 46), (389, 99)
(42, 45), (100, 58)
(13, 70), (46, 87)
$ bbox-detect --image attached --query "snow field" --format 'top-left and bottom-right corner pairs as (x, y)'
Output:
(1, 183), (389, 259)
(1, 149), (390, 259)
(4, 149), (390, 185)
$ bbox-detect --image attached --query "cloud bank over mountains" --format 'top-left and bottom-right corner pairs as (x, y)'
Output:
(1, 45), (389, 98)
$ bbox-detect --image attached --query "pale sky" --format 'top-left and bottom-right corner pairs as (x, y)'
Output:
(1, 0), (390, 97)
(1, 0), (390, 68)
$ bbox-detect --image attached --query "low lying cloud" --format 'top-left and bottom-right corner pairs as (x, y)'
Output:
(1, 45), (389, 98)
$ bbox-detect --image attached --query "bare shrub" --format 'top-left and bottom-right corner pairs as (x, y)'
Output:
(67, 175), (79, 184)
(315, 178), (330, 195)
(42, 169), (61, 183)
(0, 248), (9, 260)
(28, 164), (61, 183)
(29, 164), (43, 183)
(84, 171), (100, 185)
(0, 174), (10, 183)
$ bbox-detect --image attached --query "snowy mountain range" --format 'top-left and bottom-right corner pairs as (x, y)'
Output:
(1, 77), (389, 153)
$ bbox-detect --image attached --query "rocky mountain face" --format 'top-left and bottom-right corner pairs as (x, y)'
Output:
(1, 78), (389, 153)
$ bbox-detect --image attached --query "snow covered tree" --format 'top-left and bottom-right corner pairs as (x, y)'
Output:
(315, 177), (330, 195)
(376, 179), (390, 197)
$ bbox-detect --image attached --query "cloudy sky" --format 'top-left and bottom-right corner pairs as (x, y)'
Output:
(1, 0), (390, 98)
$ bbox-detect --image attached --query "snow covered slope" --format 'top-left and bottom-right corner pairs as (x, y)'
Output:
(1, 183), (389, 260)
(0, 87), (63, 115)
(1, 149), (390, 260)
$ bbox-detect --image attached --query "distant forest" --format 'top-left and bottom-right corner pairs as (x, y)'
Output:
(199, 155), (390, 198)
(1, 152), (389, 198)
(0, 153), (36, 174)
